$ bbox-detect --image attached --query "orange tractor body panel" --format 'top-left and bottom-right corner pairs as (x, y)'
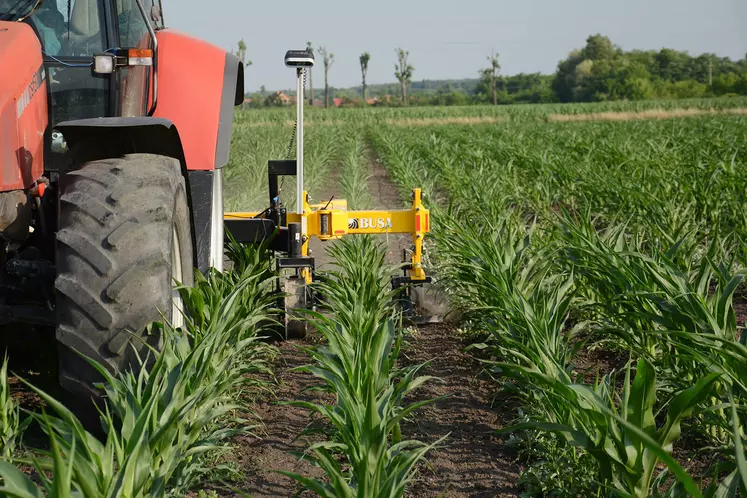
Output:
(0, 21), (47, 190)
(154, 29), (227, 171)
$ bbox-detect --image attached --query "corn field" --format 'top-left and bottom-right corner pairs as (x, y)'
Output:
(1, 100), (746, 497)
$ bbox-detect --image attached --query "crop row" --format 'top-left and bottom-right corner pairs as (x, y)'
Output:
(370, 114), (747, 496)
(0, 241), (276, 497)
(281, 236), (438, 496)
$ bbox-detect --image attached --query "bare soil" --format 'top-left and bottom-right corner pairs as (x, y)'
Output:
(401, 323), (521, 497)
(207, 338), (329, 497)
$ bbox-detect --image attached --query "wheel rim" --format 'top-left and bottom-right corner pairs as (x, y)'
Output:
(171, 226), (185, 329)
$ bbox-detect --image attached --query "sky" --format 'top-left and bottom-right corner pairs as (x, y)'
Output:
(163, 0), (747, 92)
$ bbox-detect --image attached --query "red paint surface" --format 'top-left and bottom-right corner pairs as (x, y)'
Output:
(0, 22), (47, 190)
(154, 29), (226, 171)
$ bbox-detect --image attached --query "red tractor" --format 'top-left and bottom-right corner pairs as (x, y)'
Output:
(0, 0), (242, 400)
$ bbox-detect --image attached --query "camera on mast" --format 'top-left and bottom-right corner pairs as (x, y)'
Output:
(284, 49), (315, 68)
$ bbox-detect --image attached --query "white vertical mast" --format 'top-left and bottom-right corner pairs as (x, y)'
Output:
(296, 67), (304, 215)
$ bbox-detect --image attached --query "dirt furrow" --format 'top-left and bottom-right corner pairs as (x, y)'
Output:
(400, 323), (520, 497)
(227, 339), (328, 497)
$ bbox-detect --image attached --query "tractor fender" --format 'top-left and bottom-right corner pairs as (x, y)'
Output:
(154, 29), (244, 171)
(54, 117), (223, 274)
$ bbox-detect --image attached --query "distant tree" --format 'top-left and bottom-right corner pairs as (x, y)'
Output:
(235, 39), (252, 108)
(318, 46), (334, 108)
(360, 52), (371, 102)
(654, 48), (689, 81)
(484, 50), (501, 105)
(582, 34), (616, 61)
(551, 49), (583, 102)
(306, 41), (314, 105)
(394, 47), (414, 105)
(584, 58), (653, 100)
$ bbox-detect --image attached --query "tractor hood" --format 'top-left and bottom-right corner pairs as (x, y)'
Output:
(0, 21), (47, 191)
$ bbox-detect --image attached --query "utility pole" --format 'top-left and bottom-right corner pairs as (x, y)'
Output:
(307, 42), (314, 105)
(708, 58), (713, 87)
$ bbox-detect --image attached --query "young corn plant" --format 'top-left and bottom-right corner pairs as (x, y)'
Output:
(559, 211), (745, 446)
(0, 355), (27, 460)
(0, 416), (85, 498)
(279, 236), (442, 497)
(660, 329), (747, 494)
(435, 211), (581, 388)
(503, 359), (718, 498)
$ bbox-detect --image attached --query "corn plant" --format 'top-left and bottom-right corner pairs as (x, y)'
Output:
(0, 354), (27, 460)
(279, 236), (441, 497)
(503, 359), (717, 497)
(435, 212), (583, 391)
(658, 329), (747, 495)
(0, 416), (82, 498)
(558, 211), (746, 444)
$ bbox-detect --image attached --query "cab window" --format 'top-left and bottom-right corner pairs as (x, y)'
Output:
(29, 0), (106, 56)
(116, 0), (150, 48)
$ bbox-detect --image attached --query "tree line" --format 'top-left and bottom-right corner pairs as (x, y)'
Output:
(240, 34), (747, 108)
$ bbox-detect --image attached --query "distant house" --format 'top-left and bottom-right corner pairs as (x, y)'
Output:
(274, 91), (291, 104)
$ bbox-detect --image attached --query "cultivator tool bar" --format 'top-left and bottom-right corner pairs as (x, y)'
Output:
(223, 48), (433, 338)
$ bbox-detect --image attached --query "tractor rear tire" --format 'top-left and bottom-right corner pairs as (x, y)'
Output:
(55, 154), (194, 399)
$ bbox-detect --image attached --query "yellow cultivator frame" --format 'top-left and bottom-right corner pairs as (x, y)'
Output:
(224, 187), (430, 284)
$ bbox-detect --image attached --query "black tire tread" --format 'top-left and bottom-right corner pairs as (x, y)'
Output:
(56, 153), (194, 396)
